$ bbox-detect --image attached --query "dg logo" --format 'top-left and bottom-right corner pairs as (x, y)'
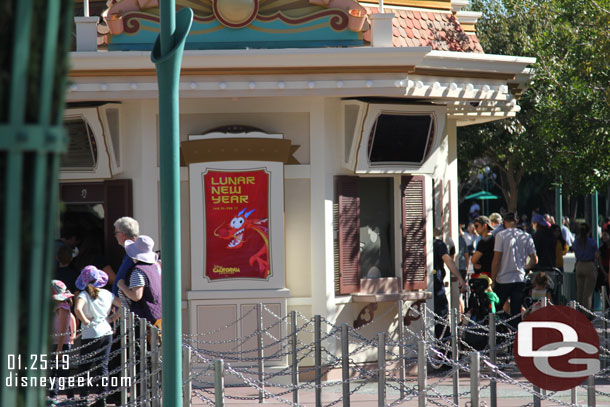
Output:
(514, 305), (600, 391)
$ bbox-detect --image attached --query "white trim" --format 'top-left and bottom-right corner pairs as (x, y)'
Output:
(287, 297), (314, 306)
(70, 47), (431, 71)
(187, 289), (290, 300)
(67, 76), (519, 104)
(421, 51), (536, 74)
(451, 0), (469, 12)
(284, 165), (311, 179)
(456, 10), (482, 25)
(97, 103), (123, 175)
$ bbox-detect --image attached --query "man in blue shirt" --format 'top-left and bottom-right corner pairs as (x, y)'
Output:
(112, 216), (140, 296)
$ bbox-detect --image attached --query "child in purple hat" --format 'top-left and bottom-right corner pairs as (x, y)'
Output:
(73, 266), (121, 407)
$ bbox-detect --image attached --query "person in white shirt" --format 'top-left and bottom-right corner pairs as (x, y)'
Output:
(491, 212), (538, 329)
(74, 266), (121, 407)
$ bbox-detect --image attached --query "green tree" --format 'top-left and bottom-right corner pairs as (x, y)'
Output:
(459, 0), (610, 211)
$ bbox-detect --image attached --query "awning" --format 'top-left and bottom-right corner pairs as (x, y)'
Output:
(465, 191), (499, 200)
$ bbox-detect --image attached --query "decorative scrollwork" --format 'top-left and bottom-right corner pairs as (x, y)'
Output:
(123, 12), (160, 34)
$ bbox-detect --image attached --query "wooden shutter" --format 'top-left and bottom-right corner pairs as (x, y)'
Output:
(335, 176), (360, 294)
(402, 175), (427, 290)
(103, 179), (133, 272)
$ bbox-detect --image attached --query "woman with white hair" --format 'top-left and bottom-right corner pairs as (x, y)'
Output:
(112, 216), (139, 296)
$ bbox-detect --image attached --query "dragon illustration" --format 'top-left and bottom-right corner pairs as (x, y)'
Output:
(213, 208), (270, 277)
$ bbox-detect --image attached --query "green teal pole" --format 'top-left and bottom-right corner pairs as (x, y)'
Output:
(555, 183), (563, 225)
(152, 3), (192, 406)
(592, 191), (599, 244)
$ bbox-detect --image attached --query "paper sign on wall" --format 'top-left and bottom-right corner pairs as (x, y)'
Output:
(204, 169), (270, 280)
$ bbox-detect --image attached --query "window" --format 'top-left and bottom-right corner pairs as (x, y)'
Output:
(335, 175), (427, 295)
(61, 118), (98, 169)
(368, 114), (434, 164)
(359, 178), (394, 279)
(342, 101), (444, 174)
(61, 106), (122, 180)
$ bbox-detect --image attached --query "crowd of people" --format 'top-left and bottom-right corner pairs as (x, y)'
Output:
(50, 216), (162, 406)
(434, 209), (610, 338)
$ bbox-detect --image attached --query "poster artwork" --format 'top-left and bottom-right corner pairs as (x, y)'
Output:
(204, 169), (270, 280)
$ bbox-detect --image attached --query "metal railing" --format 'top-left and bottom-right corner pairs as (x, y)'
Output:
(43, 287), (610, 407)
(1, 1), (74, 406)
(184, 291), (610, 407)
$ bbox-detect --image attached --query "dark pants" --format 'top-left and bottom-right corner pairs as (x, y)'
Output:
(49, 344), (74, 399)
(434, 292), (449, 339)
(495, 282), (526, 329)
(81, 335), (112, 407)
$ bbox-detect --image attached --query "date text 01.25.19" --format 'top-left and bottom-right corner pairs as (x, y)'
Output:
(7, 354), (70, 371)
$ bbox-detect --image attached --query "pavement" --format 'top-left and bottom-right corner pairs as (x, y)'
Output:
(189, 374), (610, 406)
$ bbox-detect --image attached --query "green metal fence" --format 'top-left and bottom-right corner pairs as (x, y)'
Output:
(0, 0), (74, 406)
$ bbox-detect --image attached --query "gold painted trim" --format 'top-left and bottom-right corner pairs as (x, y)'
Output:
(70, 65), (417, 77)
(181, 138), (300, 164)
(460, 23), (476, 32)
(359, 0), (452, 10)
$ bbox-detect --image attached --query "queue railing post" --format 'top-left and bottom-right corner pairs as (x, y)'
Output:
(256, 303), (265, 403)
(139, 317), (148, 407)
(489, 312), (497, 407)
(151, 325), (160, 407)
(183, 347), (192, 407)
(587, 375), (595, 406)
(470, 352), (480, 407)
(417, 341), (426, 407)
(451, 307), (459, 407)
(377, 332), (386, 407)
(214, 359), (225, 407)
(290, 310), (299, 406)
(129, 312), (137, 404)
(315, 314), (322, 407)
(341, 324), (350, 407)
(602, 286), (607, 371)
(397, 299), (405, 400)
(569, 300), (578, 405)
(120, 307), (128, 406)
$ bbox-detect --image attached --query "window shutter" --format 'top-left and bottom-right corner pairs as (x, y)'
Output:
(402, 175), (427, 290)
(103, 179), (133, 271)
(335, 176), (360, 294)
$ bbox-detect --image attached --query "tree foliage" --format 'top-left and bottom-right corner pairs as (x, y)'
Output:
(459, 0), (610, 211)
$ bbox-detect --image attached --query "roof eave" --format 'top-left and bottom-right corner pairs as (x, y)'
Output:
(420, 50), (536, 77)
(69, 47), (433, 72)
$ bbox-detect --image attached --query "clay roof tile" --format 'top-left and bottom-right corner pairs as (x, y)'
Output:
(405, 16), (414, 29)
(360, 6), (485, 53)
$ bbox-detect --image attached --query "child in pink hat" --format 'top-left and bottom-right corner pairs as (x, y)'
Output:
(50, 280), (77, 401)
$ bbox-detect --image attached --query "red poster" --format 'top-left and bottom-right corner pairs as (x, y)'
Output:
(204, 169), (270, 280)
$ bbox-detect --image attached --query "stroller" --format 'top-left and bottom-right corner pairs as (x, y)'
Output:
(462, 278), (494, 351)
(522, 267), (563, 315)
